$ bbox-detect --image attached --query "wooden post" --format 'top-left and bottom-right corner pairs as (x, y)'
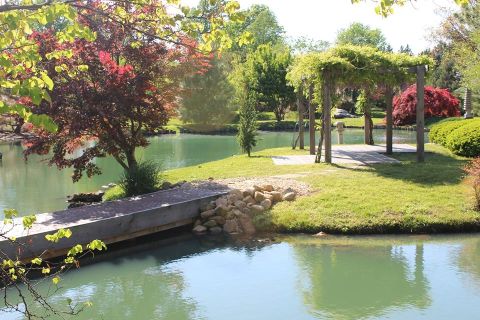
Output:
(323, 81), (332, 163)
(385, 86), (393, 155)
(308, 85), (315, 155)
(416, 65), (425, 162)
(298, 93), (305, 150)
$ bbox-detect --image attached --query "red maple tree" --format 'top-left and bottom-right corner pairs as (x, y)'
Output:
(392, 85), (461, 126)
(25, 7), (209, 181)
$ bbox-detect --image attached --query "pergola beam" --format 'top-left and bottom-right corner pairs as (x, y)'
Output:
(308, 85), (316, 155)
(416, 65), (425, 162)
(385, 86), (394, 155)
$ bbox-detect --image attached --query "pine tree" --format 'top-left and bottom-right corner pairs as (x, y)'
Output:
(237, 90), (258, 157)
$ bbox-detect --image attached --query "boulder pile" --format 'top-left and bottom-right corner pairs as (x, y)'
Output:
(192, 184), (297, 235)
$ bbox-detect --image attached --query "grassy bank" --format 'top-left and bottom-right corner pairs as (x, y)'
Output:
(105, 144), (480, 234)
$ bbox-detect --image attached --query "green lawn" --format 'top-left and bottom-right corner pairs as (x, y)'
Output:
(105, 144), (480, 234)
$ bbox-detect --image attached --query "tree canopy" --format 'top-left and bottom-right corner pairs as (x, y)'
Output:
(336, 22), (391, 52)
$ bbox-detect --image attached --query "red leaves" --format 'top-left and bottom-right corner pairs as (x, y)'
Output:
(392, 85), (461, 126)
(98, 51), (135, 82)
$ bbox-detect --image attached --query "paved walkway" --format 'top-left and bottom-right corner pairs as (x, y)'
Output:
(272, 144), (417, 166)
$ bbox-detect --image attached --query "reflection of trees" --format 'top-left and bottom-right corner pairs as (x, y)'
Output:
(457, 237), (480, 286)
(294, 242), (430, 320)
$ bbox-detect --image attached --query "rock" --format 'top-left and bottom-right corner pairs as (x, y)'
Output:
(283, 187), (295, 195)
(223, 219), (240, 233)
(193, 225), (207, 233)
(226, 194), (240, 204)
(229, 189), (243, 199)
(260, 199), (272, 210)
(209, 226), (223, 234)
(225, 211), (236, 220)
(200, 209), (215, 219)
(194, 219), (202, 227)
(253, 185), (264, 192)
(269, 191), (283, 203)
(215, 197), (228, 207)
(214, 205), (229, 216)
(203, 220), (217, 228)
(238, 215), (256, 234)
(254, 192), (266, 203)
(314, 231), (327, 237)
(242, 207), (252, 217)
(243, 196), (256, 205)
(243, 187), (255, 197)
(160, 181), (173, 189)
(232, 209), (243, 217)
(107, 183), (117, 187)
(234, 200), (247, 209)
(262, 184), (274, 192)
(212, 216), (226, 225)
(250, 205), (265, 215)
(283, 192), (296, 201)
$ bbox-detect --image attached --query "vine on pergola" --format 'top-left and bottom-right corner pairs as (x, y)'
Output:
(287, 45), (433, 162)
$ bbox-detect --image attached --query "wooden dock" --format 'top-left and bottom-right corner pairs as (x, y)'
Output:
(0, 185), (229, 260)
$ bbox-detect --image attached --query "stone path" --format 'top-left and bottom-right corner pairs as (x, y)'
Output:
(272, 144), (417, 166)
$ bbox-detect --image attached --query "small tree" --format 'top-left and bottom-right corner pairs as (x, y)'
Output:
(393, 85), (461, 125)
(237, 90), (258, 157)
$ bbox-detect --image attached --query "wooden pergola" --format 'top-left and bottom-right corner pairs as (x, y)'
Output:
(288, 46), (432, 163)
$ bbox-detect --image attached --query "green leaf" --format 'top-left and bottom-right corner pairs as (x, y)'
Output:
(52, 276), (60, 285)
(31, 257), (42, 265)
(22, 215), (37, 229)
(87, 239), (107, 251)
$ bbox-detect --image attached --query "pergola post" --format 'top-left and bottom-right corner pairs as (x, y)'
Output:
(308, 85), (316, 155)
(323, 81), (332, 163)
(416, 65), (425, 162)
(385, 86), (394, 155)
(298, 92), (305, 150)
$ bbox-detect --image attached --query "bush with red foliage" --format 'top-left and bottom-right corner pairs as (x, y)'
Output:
(25, 6), (209, 182)
(392, 85), (461, 126)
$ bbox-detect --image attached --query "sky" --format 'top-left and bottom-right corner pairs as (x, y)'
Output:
(185, 0), (459, 53)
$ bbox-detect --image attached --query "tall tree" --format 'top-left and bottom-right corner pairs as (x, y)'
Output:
(180, 55), (236, 127)
(232, 43), (295, 122)
(336, 22), (391, 51)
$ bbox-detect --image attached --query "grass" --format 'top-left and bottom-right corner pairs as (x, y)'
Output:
(332, 109), (385, 127)
(104, 144), (480, 234)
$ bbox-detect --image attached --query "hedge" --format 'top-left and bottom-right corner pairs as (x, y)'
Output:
(430, 118), (480, 157)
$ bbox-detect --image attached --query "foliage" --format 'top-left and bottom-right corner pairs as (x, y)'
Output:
(392, 85), (461, 125)
(351, 0), (470, 17)
(430, 118), (480, 157)
(24, 5), (210, 182)
(427, 42), (462, 92)
(336, 22), (391, 51)
(180, 55), (236, 126)
(231, 43), (295, 122)
(237, 91), (258, 157)
(434, 1), (480, 92)
(0, 0), (243, 128)
(290, 36), (329, 54)
(225, 4), (284, 56)
(288, 45), (433, 104)
(0, 208), (106, 319)
(445, 121), (480, 157)
(464, 158), (480, 210)
(119, 161), (162, 197)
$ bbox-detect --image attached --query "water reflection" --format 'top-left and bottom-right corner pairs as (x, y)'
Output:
(293, 240), (430, 319)
(4, 234), (480, 320)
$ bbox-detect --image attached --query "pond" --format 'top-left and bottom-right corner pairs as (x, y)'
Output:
(0, 129), (423, 215)
(1, 233), (479, 319)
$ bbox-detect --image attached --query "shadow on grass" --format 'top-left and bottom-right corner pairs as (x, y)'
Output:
(333, 151), (469, 186)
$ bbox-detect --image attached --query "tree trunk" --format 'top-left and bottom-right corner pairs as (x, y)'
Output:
(364, 108), (374, 145)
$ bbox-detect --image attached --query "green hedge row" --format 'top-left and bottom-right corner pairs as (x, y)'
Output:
(430, 118), (480, 157)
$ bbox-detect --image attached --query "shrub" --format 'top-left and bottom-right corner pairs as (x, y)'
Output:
(119, 161), (162, 197)
(393, 85), (461, 126)
(446, 121), (480, 157)
(464, 158), (480, 210)
(429, 118), (469, 145)
(237, 91), (258, 157)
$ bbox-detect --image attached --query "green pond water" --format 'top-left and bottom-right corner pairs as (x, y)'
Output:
(0, 129), (422, 215)
(1, 233), (479, 319)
